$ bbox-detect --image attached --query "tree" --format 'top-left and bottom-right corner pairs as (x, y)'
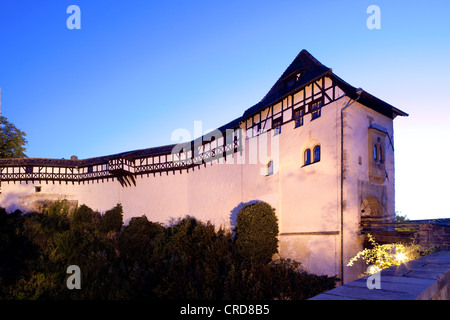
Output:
(235, 202), (279, 265)
(70, 204), (101, 232)
(0, 116), (28, 158)
(395, 212), (409, 223)
(118, 215), (163, 262)
(99, 204), (123, 234)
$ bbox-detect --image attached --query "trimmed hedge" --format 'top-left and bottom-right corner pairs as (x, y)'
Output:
(236, 202), (279, 265)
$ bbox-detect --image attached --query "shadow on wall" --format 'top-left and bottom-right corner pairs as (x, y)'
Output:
(229, 200), (265, 233)
(1, 190), (31, 213)
(1, 191), (77, 214)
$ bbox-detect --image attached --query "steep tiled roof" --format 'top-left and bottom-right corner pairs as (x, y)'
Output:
(243, 49), (408, 119)
(0, 144), (178, 167)
(243, 49), (331, 119)
(331, 73), (408, 118)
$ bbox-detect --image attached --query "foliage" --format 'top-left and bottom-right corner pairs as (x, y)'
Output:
(118, 215), (163, 262)
(224, 258), (337, 300)
(152, 216), (234, 299)
(395, 213), (409, 223)
(0, 116), (28, 158)
(0, 202), (337, 300)
(70, 204), (101, 232)
(235, 202), (279, 265)
(0, 208), (39, 298)
(347, 233), (436, 276)
(99, 204), (123, 234)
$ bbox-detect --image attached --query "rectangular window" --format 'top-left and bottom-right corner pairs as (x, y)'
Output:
(311, 100), (323, 120)
(35, 186), (41, 193)
(87, 166), (93, 174)
(272, 118), (282, 135)
(25, 166), (33, 174)
(294, 108), (304, 128)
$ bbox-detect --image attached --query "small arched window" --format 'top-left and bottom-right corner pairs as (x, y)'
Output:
(304, 149), (311, 165)
(373, 144), (378, 161)
(267, 160), (274, 176)
(313, 145), (321, 162)
(379, 145), (384, 163)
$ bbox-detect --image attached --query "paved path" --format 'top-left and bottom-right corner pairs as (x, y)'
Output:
(310, 251), (450, 300)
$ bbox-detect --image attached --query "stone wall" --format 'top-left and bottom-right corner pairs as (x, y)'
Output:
(310, 250), (450, 300)
(419, 222), (450, 251)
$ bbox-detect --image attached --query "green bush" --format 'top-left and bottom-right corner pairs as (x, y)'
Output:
(70, 204), (101, 232)
(153, 216), (234, 299)
(99, 204), (123, 234)
(0, 203), (337, 300)
(118, 215), (164, 262)
(235, 202), (279, 264)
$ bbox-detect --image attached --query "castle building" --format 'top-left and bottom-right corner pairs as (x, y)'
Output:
(0, 50), (407, 283)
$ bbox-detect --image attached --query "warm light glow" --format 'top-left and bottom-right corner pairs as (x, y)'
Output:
(347, 234), (436, 278)
(395, 251), (408, 264)
(367, 265), (381, 275)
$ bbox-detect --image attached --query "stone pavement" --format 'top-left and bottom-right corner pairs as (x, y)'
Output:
(309, 251), (450, 300)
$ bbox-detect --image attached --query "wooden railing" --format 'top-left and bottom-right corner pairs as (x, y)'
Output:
(360, 217), (450, 250)
(360, 217), (420, 244)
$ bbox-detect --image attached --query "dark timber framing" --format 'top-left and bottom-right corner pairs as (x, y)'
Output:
(0, 128), (243, 185)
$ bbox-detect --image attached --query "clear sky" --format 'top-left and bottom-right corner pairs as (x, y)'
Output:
(1, 0), (449, 220)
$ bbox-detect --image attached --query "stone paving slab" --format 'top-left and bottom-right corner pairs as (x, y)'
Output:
(310, 251), (450, 300)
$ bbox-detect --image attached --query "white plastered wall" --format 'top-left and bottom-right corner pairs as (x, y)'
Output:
(0, 94), (397, 282)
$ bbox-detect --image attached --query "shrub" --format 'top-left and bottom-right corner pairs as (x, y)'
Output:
(235, 202), (279, 264)
(347, 233), (436, 276)
(153, 216), (234, 300)
(99, 204), (123, 234)
(70, 204), (101, 232)
(0, 203), (338, 300)
(118, 215), (163, 262)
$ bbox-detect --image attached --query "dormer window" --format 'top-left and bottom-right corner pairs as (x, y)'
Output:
(287, 78), (296, 87)
(286, 72), (301, 87)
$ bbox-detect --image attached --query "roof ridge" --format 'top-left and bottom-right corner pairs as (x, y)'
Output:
(242, 49), (330, 118)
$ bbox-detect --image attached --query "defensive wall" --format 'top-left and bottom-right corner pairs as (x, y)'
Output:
(0, 50), (408, 282)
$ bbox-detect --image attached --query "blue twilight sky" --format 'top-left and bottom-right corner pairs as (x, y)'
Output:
(0, 0), (449, 220)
